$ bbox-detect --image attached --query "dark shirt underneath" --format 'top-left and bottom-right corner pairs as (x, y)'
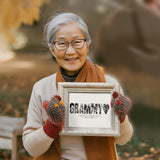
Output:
(61, 68), (78, 82)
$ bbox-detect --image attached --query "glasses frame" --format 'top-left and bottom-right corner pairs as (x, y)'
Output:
(53, 39), (87, 51)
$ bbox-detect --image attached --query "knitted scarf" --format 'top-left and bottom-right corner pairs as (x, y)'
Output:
(35, 60), (117, 160)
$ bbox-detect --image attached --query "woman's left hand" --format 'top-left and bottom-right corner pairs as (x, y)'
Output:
(111, 91), (132, 123)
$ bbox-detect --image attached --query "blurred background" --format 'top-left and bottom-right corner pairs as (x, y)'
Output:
(0, 0), (160, 159)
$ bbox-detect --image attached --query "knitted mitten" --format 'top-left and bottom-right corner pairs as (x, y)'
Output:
(111, 91), (132, 123)
(43, 95), (65, 138)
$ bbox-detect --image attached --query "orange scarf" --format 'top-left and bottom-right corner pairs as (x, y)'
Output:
(35, 60), (117, 160)
(56, 60), (106, 85)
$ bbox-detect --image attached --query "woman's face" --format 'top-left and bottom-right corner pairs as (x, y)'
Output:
(50, 22), (88, 76)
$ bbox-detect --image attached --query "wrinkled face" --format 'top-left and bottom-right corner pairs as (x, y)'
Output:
(50, 22), (88, 76)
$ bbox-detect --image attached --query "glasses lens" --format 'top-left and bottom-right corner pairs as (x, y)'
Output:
(56, 41), (68, 50)
(72, 39), (84, 49)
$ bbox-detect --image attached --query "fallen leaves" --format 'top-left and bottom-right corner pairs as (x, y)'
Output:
(118, 136), (160, 160)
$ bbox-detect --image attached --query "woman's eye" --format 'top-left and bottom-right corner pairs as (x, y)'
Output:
(58, 42), (66, 46)
(74, 40), (81, 43)
(73, 40), (82, 46)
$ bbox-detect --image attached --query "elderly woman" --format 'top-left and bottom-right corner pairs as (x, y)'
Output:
(23, 13), (133, 160)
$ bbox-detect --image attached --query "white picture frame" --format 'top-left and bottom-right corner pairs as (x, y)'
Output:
(58, 82), (120, 136)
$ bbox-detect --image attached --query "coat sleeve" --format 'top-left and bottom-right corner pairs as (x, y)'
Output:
(22, 83), (54, 157)
(115, 116), (133, 145)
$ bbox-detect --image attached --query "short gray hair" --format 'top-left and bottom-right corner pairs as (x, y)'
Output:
(44, 12), (91, 49)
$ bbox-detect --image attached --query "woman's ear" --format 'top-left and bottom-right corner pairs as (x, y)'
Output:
(86, 43), (89, 54)
(48, 44), (56, 58)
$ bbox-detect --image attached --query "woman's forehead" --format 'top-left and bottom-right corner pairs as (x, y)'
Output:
(55, 22), (85, 40)
(55, 35), (84, 40)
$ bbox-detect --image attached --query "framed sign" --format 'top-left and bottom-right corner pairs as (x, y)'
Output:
(58, 82), (120, 136)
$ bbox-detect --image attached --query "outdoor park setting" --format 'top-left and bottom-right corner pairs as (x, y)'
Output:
(0, 0), (160, 159)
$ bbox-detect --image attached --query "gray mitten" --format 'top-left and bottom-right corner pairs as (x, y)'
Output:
(43, 95), (65, 127)
(111, 91), (132, 123)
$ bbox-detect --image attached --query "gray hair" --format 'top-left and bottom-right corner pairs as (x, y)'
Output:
(44, 13), (91, 49)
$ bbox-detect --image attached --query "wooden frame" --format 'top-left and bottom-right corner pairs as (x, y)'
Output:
(58, 82), (120, 137)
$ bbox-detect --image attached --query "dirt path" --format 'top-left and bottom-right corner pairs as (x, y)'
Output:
(0, 53), (58, 76)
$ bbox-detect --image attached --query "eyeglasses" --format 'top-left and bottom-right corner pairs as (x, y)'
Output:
(53, 39), (86, 51)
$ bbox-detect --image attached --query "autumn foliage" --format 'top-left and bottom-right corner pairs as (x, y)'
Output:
(0, 0), (49, 42)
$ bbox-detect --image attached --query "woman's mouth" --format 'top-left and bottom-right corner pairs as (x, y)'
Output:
(65, 57), (79, 62)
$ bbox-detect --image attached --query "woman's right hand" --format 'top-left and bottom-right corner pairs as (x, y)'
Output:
(43, 95), (65, 138)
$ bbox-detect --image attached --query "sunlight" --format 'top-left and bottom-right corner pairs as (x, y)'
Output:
(10, 61), (35, 69)
(0, 51), (15, 62)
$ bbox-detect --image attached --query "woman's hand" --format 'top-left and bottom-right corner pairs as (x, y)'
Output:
(43, 95), (65, 138)
(111, 91), (132, 123)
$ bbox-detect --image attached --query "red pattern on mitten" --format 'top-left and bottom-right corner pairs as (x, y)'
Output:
(111, 91), (132, 123)
(43, 95), (65, 138)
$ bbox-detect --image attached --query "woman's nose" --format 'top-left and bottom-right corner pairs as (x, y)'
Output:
(66, 44), (76, 54)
